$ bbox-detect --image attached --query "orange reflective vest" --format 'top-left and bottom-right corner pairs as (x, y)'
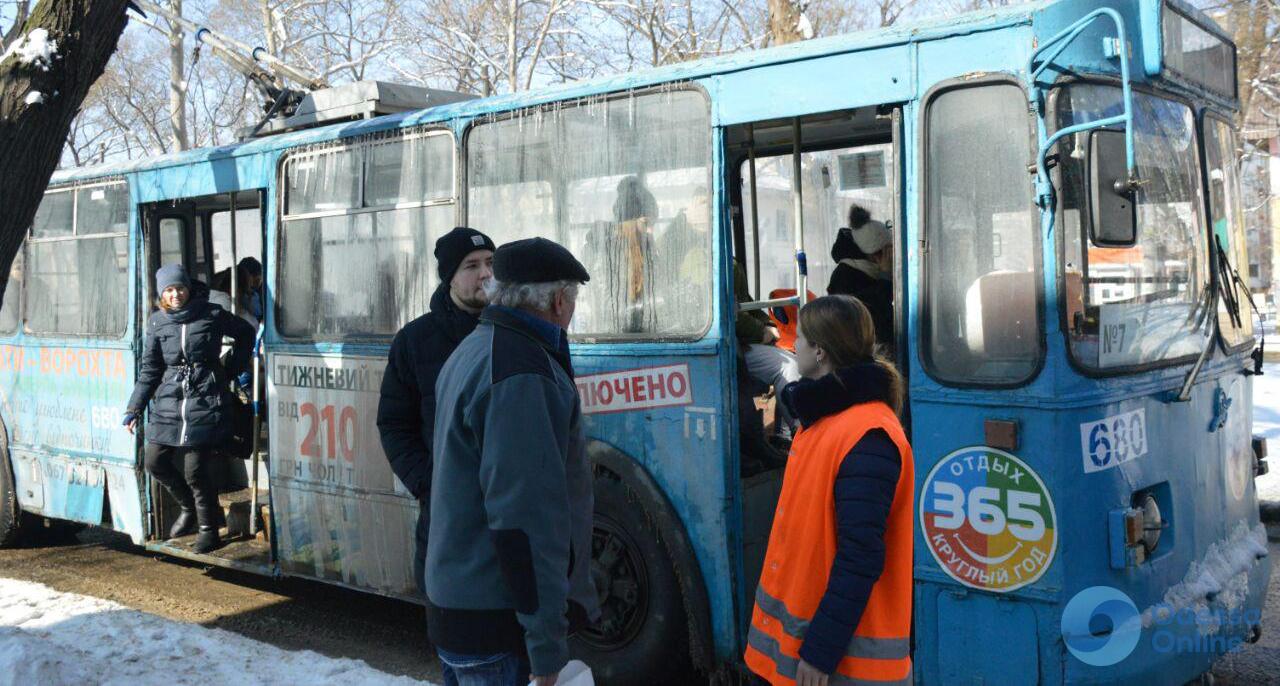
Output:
(744, 400), (914, 685)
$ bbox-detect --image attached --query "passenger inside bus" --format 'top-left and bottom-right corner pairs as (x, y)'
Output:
(584, 175), (659, 333)
(827, 205), (894, 354)
(210, 257), (265, 329)
(659, 186), (711, 285)
(735, 258), (791, 476)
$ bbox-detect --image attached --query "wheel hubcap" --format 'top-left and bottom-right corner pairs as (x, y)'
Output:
(579, 515), (648, 651)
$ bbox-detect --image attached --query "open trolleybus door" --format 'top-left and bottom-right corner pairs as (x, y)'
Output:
(139, 190), (274, 574)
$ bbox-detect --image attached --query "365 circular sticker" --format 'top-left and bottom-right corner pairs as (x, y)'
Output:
(920, 446), (1057, 592)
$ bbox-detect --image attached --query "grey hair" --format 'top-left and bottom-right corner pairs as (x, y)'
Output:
(483, 279), (579, 312)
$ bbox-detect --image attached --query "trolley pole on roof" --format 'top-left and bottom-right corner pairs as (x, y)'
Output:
(128, 0), (328, 108)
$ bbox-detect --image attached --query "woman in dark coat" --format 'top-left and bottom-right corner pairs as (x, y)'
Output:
(123, 264), (255, 553)
(828, 205), (895, 352)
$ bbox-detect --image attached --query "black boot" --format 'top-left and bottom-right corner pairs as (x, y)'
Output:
(169, 508), (197, 538)
(194, 526), (222, 554)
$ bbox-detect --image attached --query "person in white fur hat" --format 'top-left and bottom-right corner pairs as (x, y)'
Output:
(827, 205), (894, 350)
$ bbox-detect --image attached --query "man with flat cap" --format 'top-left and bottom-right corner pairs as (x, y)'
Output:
(377, 226), (496, 599)
(427, 237), (599, 686)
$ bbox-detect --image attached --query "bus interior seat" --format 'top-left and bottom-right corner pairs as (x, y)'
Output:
(964, 270), (1038, 357)
(766, 288), (817, 354)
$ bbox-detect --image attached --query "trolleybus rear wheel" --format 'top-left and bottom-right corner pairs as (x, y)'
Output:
(572, 472), (694, 685)
(0, 455), (37, 548)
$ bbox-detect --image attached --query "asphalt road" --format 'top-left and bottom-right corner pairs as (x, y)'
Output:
(2, 526), (1280, 684)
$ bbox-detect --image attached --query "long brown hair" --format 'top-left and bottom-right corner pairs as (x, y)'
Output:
(798, 295), (904, 413)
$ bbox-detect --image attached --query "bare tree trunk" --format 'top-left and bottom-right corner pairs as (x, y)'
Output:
(768, 0), (803, 45)
(0, 0), (131, 300)
(164, 0), (188, 150)
(505, 0), (520, 91)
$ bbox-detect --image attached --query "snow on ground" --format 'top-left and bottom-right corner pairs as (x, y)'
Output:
(1255, 363), (1280, 503)
(0, 578), (434, 686)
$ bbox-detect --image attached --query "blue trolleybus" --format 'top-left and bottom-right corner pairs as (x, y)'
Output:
(0, 0), (1271, 682)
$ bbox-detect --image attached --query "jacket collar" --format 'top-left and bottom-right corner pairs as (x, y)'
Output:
(481, 305), (573, 377)
(781, 362), (896, 428)
(429, 283), (481, 344)
(839, 258), (884, 281)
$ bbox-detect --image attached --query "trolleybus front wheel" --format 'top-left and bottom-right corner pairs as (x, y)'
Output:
(571, 471), (694, 685)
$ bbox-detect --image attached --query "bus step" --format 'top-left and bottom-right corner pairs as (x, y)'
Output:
(147, 533), (272, 575)
(217, 488), (270, 540)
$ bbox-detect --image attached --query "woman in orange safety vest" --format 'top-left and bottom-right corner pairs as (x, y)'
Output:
(744, 295), (914, 686)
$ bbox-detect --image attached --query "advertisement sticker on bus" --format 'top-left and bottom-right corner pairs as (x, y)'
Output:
(920, 446), (1057, 593)
(575, 364), (693, 415)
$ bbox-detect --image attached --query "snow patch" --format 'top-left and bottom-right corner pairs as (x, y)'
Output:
(1252, 362), (1280, 502)
(796, 14), (815, 40)
(1, 28), (58, 70)
(23, 91), (43, 105)
(0, 578), (435, 685)
(1140, 521), (1268, 635)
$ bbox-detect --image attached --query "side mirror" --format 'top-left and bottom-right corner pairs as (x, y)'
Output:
(1087, 129), (1138, 248)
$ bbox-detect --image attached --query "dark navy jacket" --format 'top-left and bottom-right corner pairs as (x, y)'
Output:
(376, 283), (480, 595)
(426, 305), (598, 676)
(126, 282), (255, 448)
(781, 363), (903, 674)
(377, 283), (480, 500)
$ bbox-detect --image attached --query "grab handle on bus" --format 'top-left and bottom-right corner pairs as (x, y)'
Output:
(1027, 8), (1137, 212)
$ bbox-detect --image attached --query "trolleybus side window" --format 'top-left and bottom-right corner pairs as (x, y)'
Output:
(0, 253), (22, 334)
(1204, 116), (1254, 349)
(923, 83), (1040, 385)
(278, 131), (455, 339)
(466, 89), (713, 339)
(740, 143), (895, 301)
(158, 217), (186, 267)
(211, 209), (264, 275)
(25, 184), (130, 337)
(1057, 85), (1211, 370)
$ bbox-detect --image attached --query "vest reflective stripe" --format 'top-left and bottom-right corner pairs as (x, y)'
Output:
(747, 626), (912, 686)
(754, 587), (910, 661)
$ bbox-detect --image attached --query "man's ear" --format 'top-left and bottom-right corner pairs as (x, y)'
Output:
(553, 287), (568, 316)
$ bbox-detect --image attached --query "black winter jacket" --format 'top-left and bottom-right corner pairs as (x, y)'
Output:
(376, 284), (480, 501)
(126, 282), (256, 448)
(827, 261), (894, 347)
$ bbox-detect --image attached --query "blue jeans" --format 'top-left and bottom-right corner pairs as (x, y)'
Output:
(437, 648), (531, 686)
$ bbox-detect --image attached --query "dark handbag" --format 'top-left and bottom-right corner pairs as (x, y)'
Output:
(220, 388), (255, 460)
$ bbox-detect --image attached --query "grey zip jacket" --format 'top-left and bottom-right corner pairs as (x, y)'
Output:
(426, 305), (599, 675)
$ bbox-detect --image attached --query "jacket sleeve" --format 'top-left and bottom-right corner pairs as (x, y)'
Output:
(376, 331), (431, 500)
(799, 429), (902, 675)
(126, 324), (164, 414)
(733, 261), (769, 345)
(221, 310), (257, 378)
(473, 372), (573, 677)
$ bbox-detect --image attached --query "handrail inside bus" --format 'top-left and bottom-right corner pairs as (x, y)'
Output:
(1027, 7), (1137, 214)
(740, 296), (800, 312)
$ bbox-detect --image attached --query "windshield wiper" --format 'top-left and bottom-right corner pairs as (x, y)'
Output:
(1177, 284), (1217, 402)
(1216, 234), (1265, 375)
